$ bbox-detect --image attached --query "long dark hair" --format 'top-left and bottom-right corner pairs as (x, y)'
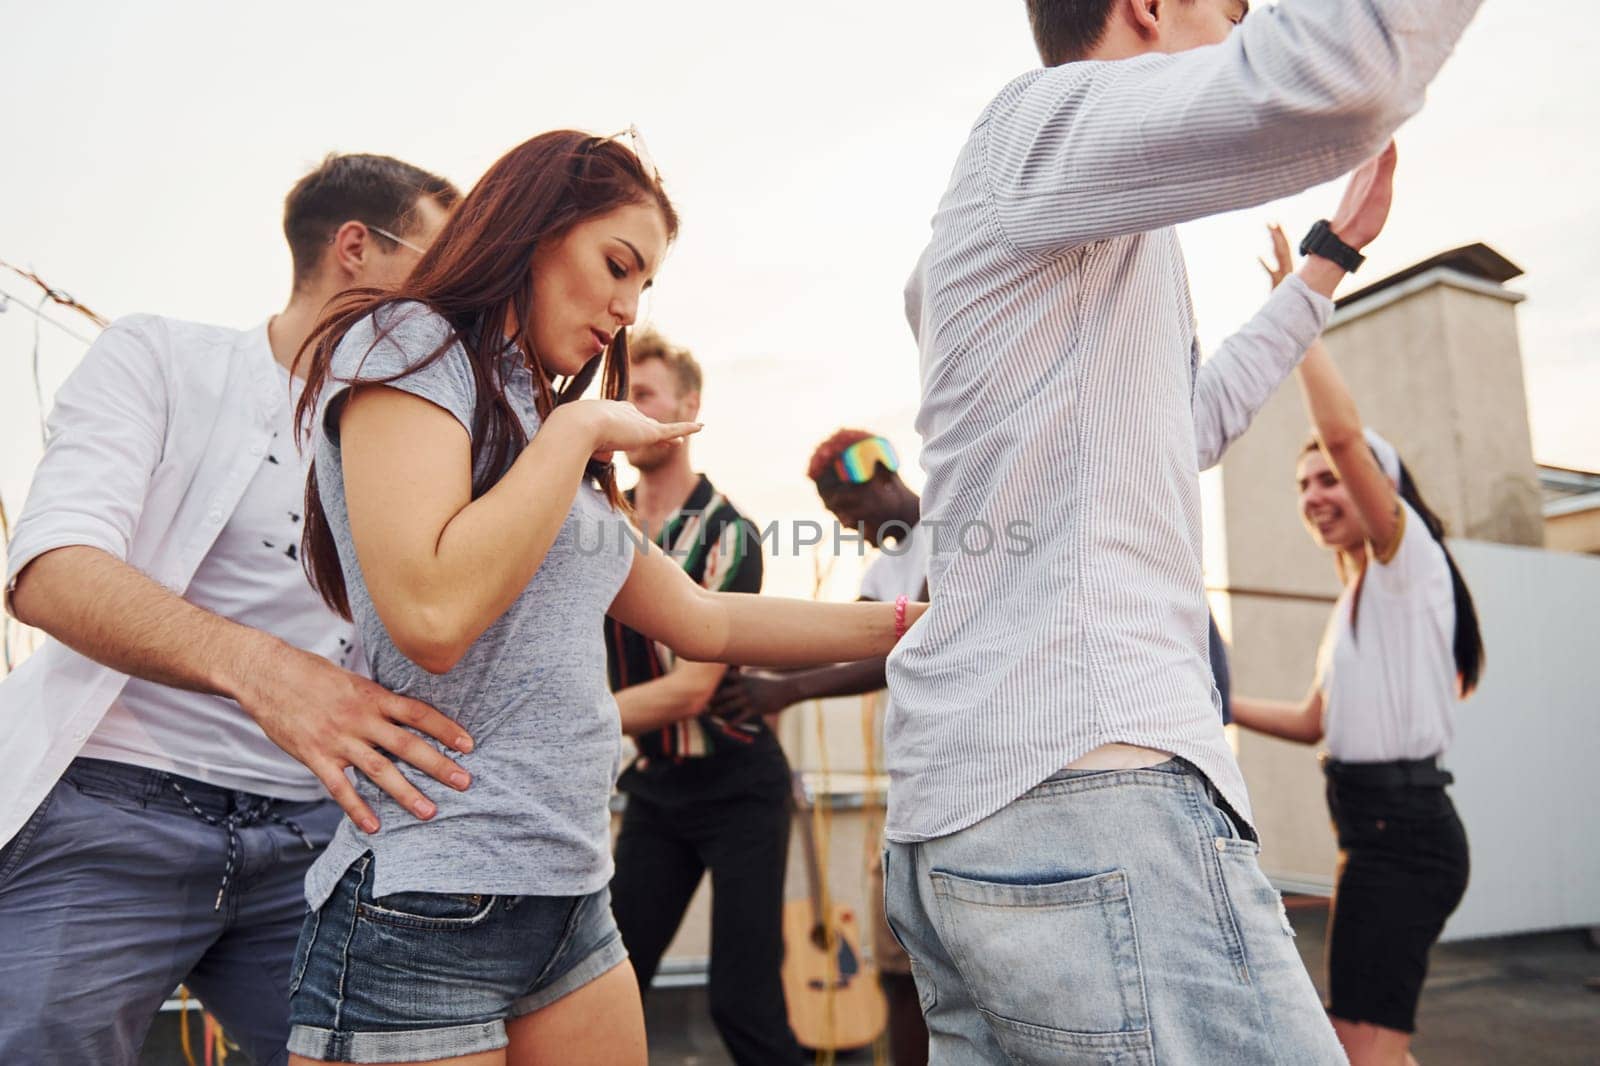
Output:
(1302, 439), (1486, 695)
(293, 130), (679, 619)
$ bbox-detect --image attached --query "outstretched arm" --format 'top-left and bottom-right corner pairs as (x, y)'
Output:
(708, 582), (930, 721)
(1194, 144), (1399, 469)
(1258, 219), (1404, 557)
(1231, 688), (1325, 745)
(1297, 351), (1403, 559)
(710, 659), (890, 724)
(612, 514), (762, 736)
(607, 545), (923, 667)
(986, 0), (1481, 253)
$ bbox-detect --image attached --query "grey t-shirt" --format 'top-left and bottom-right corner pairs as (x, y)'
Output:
(304, 302), (635, 907)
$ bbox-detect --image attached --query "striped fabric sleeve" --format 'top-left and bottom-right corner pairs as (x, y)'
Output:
(1193, 275), (1333, 471)
(982, 0), (1484, 254)
(699, 516), (762, 595)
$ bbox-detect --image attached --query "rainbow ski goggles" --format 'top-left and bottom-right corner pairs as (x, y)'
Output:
(819, 436), (900, 489)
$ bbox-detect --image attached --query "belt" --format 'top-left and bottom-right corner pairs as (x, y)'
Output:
(1320, 753), (1454, 789)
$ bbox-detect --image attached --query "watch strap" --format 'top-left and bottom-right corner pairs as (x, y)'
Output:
(1299, 219), (1365, 273)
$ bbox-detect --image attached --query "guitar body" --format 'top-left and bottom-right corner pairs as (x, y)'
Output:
(781, 897), (888, 1051)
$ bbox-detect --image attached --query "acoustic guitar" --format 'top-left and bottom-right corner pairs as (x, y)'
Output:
(781, 773), (888, 1051)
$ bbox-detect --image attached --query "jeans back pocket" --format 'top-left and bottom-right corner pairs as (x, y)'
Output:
(929, 867), (1153, 1065)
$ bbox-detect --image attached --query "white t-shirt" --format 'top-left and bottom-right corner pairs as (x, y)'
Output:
(860, 522), (929, 728)
(80, 361), (358, 799)
(859, 522), (930, 605)
(1316, 500), (1459, 763)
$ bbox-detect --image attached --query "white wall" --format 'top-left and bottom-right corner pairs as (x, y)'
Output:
(1436, 541), (1600, 941)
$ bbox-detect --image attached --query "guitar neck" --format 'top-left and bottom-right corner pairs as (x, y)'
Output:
(791, 772), (829, 928)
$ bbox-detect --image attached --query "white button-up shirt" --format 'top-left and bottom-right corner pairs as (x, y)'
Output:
(2, 315), (304, 844)
(885, 0), (1485, 842)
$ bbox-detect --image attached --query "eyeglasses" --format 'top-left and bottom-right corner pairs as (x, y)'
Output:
(819, 436), (900, 490)
(367, 224), (427, 255)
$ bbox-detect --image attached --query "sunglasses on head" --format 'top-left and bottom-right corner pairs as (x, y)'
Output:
(818, 436), (899, 490)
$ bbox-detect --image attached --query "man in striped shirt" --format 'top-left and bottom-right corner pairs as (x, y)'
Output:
(883, 1), (1484, 1061)
(603, 332), (805, 1066)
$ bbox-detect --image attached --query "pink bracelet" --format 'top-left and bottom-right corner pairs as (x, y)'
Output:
(894, 594), (909, 641)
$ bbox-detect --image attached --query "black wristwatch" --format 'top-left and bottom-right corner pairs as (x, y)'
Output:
(1299, 219), (1365, 273)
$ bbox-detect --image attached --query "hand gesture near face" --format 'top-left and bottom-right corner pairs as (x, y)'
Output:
(563, 398), (701, 464)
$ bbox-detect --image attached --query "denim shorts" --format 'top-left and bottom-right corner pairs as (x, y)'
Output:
(287, 854), (627, 1063)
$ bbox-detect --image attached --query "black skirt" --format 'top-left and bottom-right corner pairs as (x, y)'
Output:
(1323, 756), (1471, 1033)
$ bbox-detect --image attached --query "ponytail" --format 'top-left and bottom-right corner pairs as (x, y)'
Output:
(1396, 461), (1485, 695)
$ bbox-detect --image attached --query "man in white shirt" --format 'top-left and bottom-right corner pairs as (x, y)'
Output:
(0, 153), (465, 1065)
(884, 0), (1482, 1061)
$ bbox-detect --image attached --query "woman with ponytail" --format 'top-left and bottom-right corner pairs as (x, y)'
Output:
(282, 130), (924, 1066)
(1231, 225), (1479, 1066)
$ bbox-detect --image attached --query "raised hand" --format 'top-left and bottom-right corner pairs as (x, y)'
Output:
(1277, 141), (1398, 299)
(1259, 222), (1294, 290)
(1328, 140), (1398, 251)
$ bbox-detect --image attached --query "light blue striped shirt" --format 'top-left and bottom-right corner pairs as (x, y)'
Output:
(885, 0), (1484, 842)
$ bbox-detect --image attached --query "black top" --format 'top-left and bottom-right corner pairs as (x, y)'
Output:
(606, 475), (789, 805)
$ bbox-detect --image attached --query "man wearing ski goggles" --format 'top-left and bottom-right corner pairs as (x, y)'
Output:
(714, 427), (931, 1064)
(813, 434), (901, 493)
(809, 434), (919, 547)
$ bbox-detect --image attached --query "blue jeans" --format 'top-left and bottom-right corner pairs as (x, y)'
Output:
(0, 758), (340, 1066)
(288, 853), (627, 1063)
(883, 760), (1345, 1065)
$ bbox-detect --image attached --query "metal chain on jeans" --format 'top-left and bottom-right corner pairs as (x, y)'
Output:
(167, 780), (315, 911)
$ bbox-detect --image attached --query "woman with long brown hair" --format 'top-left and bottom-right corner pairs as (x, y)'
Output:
(1232, 220), (1478, 1066)
(282, 130), (924, 1066)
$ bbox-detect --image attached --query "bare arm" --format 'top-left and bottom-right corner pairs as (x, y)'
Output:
(1257, 213), (1403, 558)
(614, 659), (729, 737)
(607, 545), (922, 667)
(338, 389), (698, 674)
(768, 658), (889, 703)
(3, 316), (472, 832)
(10, 546), (473, 831)
(709, 659), (889, 724)
(1230, 688), (1325, 745)
(1296, 345), (1402, 557)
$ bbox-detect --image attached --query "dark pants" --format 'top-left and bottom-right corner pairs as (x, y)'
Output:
(0, 758), (339, 1066)
(611, 786), (805, 1066)
(1324, 758), (1471, 1033)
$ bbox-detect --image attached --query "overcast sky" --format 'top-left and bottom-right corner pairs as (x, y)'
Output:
(2, 0), (1594, 600)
